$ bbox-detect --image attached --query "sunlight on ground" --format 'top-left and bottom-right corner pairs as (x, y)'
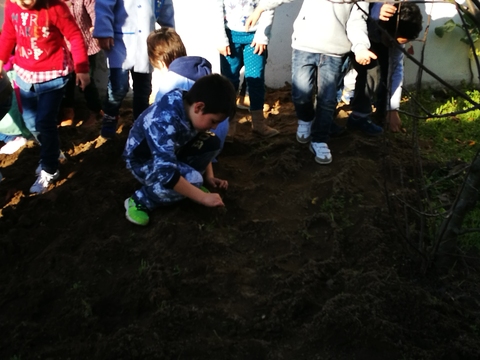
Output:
(1, 134), (110, 217)
(0, 190), (24, 217)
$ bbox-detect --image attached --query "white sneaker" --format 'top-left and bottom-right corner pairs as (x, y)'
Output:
(30, 169), (60, 194)
(296, 120), (312, 144)
(309, 142), (332, 164)
(35, 151), (66, 176)
(0, 137), (27, 154)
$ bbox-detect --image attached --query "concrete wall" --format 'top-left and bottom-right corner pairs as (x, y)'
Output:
(0, 0), (475, 90)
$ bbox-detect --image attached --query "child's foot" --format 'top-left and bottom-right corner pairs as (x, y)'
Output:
(124, 197), (149, 226)
(30, 169), (60, 194)
(101, 114), (118, 139)
(296, 120), (312, 144)
(309, 142), (332, 165)
(0, 136), (27, 154)
(347, 114), (383, 136)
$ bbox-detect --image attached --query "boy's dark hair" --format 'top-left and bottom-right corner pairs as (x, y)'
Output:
(147, 28), (187, 69)
(184, 74), (236, 120)
(381, 2), (423, 41)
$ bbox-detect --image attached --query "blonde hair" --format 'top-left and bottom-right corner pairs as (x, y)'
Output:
(147, 28), (187, 70)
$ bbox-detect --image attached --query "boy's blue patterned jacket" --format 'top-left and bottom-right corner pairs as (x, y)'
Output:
(123, 89), (198, 188)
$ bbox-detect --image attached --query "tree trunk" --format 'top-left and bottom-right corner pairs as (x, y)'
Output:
(435, 149), (480, 267)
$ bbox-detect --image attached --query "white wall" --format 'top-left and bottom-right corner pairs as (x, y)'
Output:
(0, 0), (475, 89)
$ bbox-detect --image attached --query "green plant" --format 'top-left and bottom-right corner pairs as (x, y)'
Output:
(138, 259), (151, 275)
(435, 17), (480, 58)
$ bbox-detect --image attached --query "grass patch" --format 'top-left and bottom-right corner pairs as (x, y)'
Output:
(401, 85), (480, 249)
(402, 85), (480, 163)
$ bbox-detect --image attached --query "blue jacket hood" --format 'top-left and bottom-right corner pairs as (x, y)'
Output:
(168, 56), (212, 81)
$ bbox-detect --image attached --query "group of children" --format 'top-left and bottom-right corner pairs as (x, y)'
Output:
(0, 0), (423, 226)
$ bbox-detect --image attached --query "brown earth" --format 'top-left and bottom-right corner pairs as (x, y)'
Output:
(1, 86), (480, 360)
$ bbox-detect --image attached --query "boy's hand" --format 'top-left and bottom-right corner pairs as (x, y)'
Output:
(217, 45), (231, 57)
(0, 61), (4, 78)
(245, 6), (264, 31)
(355, 49), (377, 65)
(386, 110), (402, 132)
(96, 37), (114, 50)
(251, 42), (267, 55)
(76, 73), (90, 91)
(200, 192), (225, 207)
(205, 176), (228, 190)
(379, 4), (397, 21)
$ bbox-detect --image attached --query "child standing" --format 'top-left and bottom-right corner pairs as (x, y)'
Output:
(147, 28), (230, 150)
(60, 0), (104, 127)
(93, 0), (159, 139)
(0, 0), (90, 194)
(123, 74), (236, 226)
(246, 0), (378, 164)
(213, 0), (279, 138)
(348, 2), (423, 133)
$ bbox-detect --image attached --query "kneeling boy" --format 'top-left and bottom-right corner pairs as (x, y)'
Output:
(123, 74), (236, 226)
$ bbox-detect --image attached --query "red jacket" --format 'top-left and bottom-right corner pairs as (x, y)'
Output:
(0, 0), (89, 74)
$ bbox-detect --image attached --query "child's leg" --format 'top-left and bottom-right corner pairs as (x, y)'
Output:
(17, 76), (67, 174)
(291, 49), (317, 143)
(130, 132), (221, 209)
(291, 49), (317, 121)
(83, 53), (103, 114)
(243, 44), (266, 112)
(220, 29), (244, 91)
(310, 54), (345, 143)
(101, 68), (130, 138)
(350, 55), (378, 118)
(102, 68), (130, 117)
(131, 71), (152, 120)
(132, 163), (203, 210)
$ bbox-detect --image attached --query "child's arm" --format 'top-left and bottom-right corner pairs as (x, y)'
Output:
(245, 0), (291, 31)
(377, 3), (397, 21)
(347, 2), (376, 65)
(92, 0), (116, 50)
(204, 162), (228, 190)
(173, 176), (225, 207)
(214, 0), (230, 56)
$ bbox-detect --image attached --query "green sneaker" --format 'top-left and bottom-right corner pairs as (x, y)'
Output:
(124, 197), (149, 226)
(199, 185), (210, 193)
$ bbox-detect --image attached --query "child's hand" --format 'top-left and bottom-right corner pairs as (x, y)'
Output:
(200, 193), (225, 207)
(355, 49), (377, 66)
(386, 110), (402, 132)
(217, 45), (231, 57)
(251, 42), (267, 55)
(96, 37), (114, 50)
(205, 176), (228, 190)
(379, 4), (397, 21)
(245, 6), (264, 31)
(0, 61), (4, 77)
(76, 73), (90, 91)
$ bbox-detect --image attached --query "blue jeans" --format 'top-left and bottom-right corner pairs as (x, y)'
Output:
(103, 68), (152, 119)
(220, 30), (266, 111)
(16, 74), (68, 174)
(291, 49), (346, 143)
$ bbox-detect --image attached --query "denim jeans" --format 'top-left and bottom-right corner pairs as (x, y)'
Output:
(16, 74), (68, 174)
(220, 30), (267, 111)
(291, 49), (346, 143)
(103, 68), (152, 119)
